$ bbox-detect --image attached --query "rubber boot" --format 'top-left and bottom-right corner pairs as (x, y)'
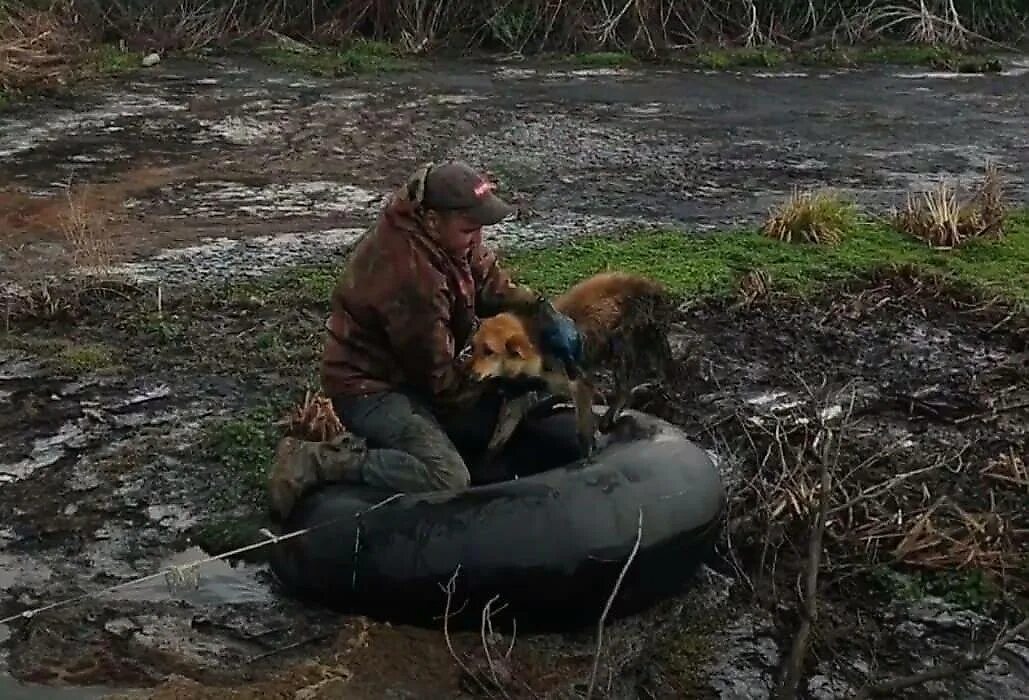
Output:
(267, 430), (368, 522)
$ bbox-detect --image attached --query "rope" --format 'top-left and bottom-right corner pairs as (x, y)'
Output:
(0, 519), (338, 626)
(0, 491), (409, 626)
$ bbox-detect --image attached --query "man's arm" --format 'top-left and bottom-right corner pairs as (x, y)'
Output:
(380, 276), (479, 406)
(469, 242), (544, 318)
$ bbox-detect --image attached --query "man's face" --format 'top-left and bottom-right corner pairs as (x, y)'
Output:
(434, 212), (483, 258)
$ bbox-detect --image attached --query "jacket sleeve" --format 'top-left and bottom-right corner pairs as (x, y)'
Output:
(379, 272), (471, 403)
(469, 242), (543, 318)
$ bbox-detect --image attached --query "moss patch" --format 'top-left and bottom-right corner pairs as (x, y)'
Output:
(0, 333), (120, 375)
(84, 43), (143, 76)
(500, 210), (1029, 305)
(869, 566), (1021, 616)
(223, 263), (339, 308)
(673, 43), (1006, 71)
(257, 39), (410, 76)
(54, 342), (117, 374)
(190, 514), (269, 558)
(694, 47), (787, 70)
(573, 51), (639, 68)
(203, 403), (284, 507)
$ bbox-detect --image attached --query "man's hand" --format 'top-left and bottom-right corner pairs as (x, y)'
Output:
(537, 300), (584, 370)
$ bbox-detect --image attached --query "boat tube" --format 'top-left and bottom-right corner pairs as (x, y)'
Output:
(266, 407), (726, 631)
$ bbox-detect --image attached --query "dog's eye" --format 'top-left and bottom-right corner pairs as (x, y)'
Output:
(483, 347), (494, 356)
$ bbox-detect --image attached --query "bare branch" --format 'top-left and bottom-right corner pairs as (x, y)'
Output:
(851, 616), (1029, 699)
(586, 507), (644, 700)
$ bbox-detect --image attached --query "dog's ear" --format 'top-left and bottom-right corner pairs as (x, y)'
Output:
(405, 162), (434, 205)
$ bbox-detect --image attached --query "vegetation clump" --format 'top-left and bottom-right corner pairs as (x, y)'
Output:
(894, 163), (1007, 249)
(760, 188), (858, 245)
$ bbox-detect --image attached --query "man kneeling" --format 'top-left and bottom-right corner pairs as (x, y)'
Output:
(268, 161), (583, 521)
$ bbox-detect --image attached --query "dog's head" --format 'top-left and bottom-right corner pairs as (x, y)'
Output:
(467, 313), (543, 381)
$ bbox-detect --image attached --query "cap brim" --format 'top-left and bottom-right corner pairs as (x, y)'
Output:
(467, 193), (516, 226)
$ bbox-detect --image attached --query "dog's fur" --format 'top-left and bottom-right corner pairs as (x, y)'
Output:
(468, 271), (675, 458)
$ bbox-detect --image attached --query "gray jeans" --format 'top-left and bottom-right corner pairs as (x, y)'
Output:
(332, 390), (502, 493)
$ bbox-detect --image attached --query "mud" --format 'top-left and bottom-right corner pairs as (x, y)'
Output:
(1, 51), (1028, 699)
(2, 52), (1028, 286)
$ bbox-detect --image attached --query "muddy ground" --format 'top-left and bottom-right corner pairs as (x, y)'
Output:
(1, 52), (1028, 699)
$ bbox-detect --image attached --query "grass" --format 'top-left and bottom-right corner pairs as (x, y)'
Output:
(85, 43), (143, 76)
(256, 39), (410, 76)
(0, 333), (120, 375)
(203, 403), (284, 506)
(682, 43), (1008, 71)
(870, 566), (1016, 616)
(761, 188), (858, 245)
(694, 47), (787, 70)
(893, 164), (1006, 248)
(223, 263), (339, 308)
(499, 210), (1029, 305)
(572, 51), (639, 68)
(55, 342), (116, 374)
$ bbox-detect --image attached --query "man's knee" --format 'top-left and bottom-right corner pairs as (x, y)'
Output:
(427, 458), (471, 491)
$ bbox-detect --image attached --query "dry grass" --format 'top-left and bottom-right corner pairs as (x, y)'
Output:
(724, 381), (1028, 599)
(278, 390), (344, 442)
(4, 1), (1026, 62)
(0, 1), (90, 91)
(735, 268), (773, 307)
(893, 163), (1007, 249)
(58, 185), (118, 274)
(760, 188), (858, 245)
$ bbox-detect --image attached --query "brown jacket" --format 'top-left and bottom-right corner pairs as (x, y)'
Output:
(320, 191), (540, 407)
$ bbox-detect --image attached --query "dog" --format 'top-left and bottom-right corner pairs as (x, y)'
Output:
(467, 271), (675, 460)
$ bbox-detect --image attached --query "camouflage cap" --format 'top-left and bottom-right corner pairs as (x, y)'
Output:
(421, 161), (515, 226)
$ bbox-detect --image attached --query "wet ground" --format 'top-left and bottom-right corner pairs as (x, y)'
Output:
(1, 51), (1028, 698)
(1, 51), (1027, 284)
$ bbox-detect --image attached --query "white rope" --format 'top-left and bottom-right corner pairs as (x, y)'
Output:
(0, 519), (338, 626)
(1, 491), (411, 626)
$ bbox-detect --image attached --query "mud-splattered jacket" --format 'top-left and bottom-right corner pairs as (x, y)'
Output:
(320, 191), (540, 409)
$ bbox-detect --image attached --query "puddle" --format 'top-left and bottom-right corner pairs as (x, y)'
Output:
(100, 547), (272, 607)
(1, 422), (89, 484)
(0, 94), (189, 159)
(95, 226), (366, 284)
(0, 676), (119, 700)
(129, 180), (386, 220)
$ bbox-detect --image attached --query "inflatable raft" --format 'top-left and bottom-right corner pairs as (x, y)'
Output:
(267, 406), (726, 631)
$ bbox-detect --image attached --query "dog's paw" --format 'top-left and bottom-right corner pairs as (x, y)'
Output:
(578, 431), (597, 462)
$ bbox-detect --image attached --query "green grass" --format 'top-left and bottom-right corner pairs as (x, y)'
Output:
(499, 210), (1029, 305)
(573, 51), (639, 68)
(85, 43), (143, 75)
(256, 39), (410, 76)
(869, 566), (1022, 616)
(223, 264), (339, 308)
(694, 47), (787, 70)
(55, 342), (116, 374)
(678, 43), (1005, 71)
(204, 403), (284, 506)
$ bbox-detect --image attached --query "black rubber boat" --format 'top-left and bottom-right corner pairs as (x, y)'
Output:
(266, 406), (726, 631)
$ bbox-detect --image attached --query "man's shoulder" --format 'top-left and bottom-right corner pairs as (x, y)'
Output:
(344, 222), (448, 292)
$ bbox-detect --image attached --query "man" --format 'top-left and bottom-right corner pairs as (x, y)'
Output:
(315, 160), (582, 495)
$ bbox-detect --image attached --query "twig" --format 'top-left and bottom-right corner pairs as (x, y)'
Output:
(481, 594), (510, 698)
(245, 630), (335, 664)
(440, 566), (495, 699)
(851, 616), (1029, 699)
(776, 423), (834, 699)
(586, 507), (644, 700)
(954, 401), (1029, 424)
